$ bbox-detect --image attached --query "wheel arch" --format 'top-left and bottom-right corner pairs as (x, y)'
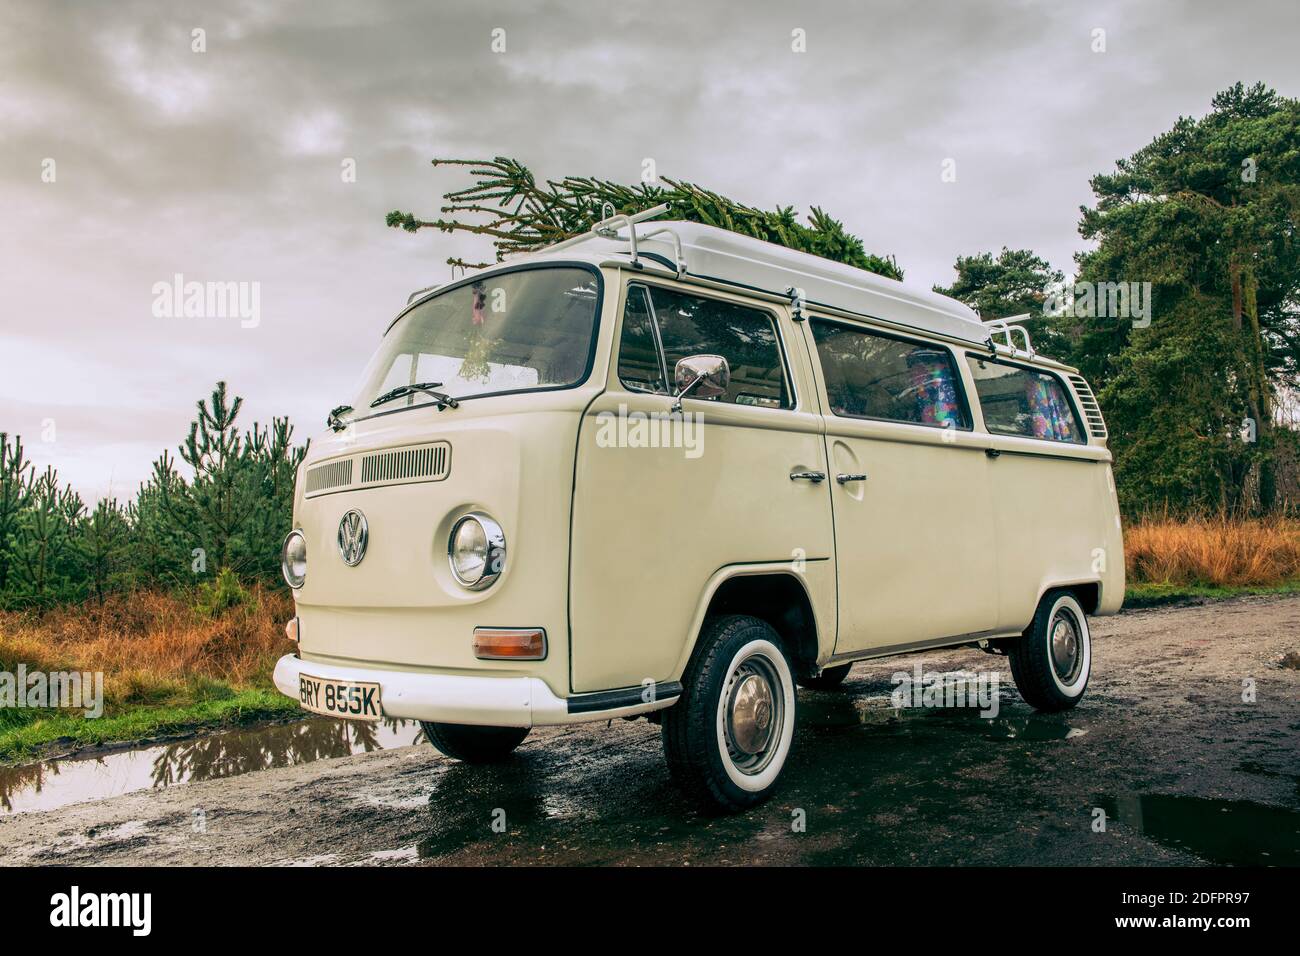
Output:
(673, 564), (827, 681)
(995, 580), (1101, 651)
(1038, 579), (1100, 616)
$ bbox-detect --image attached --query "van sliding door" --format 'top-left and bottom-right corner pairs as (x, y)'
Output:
(801, 318), (999, 655)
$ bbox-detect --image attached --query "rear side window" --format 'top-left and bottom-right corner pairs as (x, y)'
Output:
(966, 356), (1085, 443)
(616, 284), (792, 409)
(809, 320), (969, 429)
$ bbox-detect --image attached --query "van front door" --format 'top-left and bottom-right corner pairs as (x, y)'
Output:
(569, 281), (836, 693)
(803, 317), (999, 655)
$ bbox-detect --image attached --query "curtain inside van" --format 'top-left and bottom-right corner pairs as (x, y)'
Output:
(1025, 376), (1080, 442)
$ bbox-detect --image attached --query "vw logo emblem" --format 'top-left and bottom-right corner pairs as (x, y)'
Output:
(337, 509), (368, 566)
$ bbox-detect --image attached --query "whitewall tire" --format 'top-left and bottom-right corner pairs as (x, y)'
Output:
(1008, 590), (1092, 711)
(662, 615), (797, 812)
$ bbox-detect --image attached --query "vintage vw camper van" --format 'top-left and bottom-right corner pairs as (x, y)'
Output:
(274, 206), (1123, 811)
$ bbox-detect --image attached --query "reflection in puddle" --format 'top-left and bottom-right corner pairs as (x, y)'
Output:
(798, 694), (1088, 740)
(1095, 793), (1300, 866)
(0, 717), (422, 815)
(982, 717), (1088, 741)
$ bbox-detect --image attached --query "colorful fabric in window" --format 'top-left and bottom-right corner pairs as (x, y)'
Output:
(1025, 376), (1078, 441)
(907, 350), (962, 427)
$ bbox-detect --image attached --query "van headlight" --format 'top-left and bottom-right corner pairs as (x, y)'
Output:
(448, 513), (505, 590)
(281, 530), (307, 589)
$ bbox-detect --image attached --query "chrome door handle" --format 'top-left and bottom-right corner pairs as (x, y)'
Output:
(835, 473), (868, 484)
(789, 471), (826, 483)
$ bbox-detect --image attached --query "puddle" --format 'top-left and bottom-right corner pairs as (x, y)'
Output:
(982, 716), (1088, 741)
(798, 693), (1088, 740)
(0, 717), (423, 815)
(1096, 793), (1300, 865)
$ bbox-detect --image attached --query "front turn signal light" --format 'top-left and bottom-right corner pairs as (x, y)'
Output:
(285, 617), (300, 643)
(473, 627), (546, 660)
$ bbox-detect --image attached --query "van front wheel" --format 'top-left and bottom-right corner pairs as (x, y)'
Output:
(662, 615), (797, 813)
(420, 722), (529, 763)
(1008, 590), (1092, 712)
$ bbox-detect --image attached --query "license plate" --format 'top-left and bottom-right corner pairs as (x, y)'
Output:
(298, 674), (382, 721)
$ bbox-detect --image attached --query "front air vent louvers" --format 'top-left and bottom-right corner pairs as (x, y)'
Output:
(359, 442), (450, 485)
(1068, 374), (1108, 439)
(304, 458), (353, 495)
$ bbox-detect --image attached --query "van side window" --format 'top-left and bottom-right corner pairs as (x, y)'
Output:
(616, 286), (668, 394)
(617, 284), (792, 409)
(809, 320), (969, 428)
(966, 357), (1085, 443)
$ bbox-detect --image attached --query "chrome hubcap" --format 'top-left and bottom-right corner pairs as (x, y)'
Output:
(729, 673), (774, 754)
(723, 655), (784, 775)
(1049, 611), (1083, 683)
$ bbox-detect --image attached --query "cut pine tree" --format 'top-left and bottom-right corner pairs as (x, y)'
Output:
(386, 156), (903, 280)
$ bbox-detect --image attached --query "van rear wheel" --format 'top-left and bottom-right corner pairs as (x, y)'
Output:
(662, 615), (797, 813)
(797, 663), (852, 690)
(1008, 590), (1092, 712)
(420, 722), (530, 763)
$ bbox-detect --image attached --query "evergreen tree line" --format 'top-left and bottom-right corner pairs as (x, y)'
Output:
(0, 382), (305, 610)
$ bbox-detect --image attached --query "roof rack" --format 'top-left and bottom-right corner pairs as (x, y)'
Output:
(404, 215), (995, 348)
(544, 202), (686, 275)
(983, 313), (1035, 355)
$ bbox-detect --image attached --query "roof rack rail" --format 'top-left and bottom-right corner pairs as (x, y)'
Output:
(406, 283), (439, 305)
(983, 313), (1035, 355)
(543, 202), (686, 275)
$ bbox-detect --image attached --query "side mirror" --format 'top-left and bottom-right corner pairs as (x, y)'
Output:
(672, 354), (730, 412)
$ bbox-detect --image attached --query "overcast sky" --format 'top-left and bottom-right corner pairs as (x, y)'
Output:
(3, 0), (1299, 503)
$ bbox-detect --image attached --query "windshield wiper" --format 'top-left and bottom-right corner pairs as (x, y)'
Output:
(369, 381), (460, 411)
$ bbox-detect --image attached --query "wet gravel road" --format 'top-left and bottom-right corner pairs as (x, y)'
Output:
(3, 595), (1299, 866)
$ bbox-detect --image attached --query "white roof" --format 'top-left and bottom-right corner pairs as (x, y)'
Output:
(530, 220), (990, 346)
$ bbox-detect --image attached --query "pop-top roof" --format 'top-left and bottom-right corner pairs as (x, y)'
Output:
(530, 219), (990, 346)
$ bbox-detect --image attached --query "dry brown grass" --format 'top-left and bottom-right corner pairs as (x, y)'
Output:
(1125, 516), (1300, 588)
(0, 586), (294, 707)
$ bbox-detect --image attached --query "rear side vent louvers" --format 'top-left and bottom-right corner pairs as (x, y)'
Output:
(1068, 374), (1108, 439)
(360, 442), (450, 485)
(304, 459), (353, 495)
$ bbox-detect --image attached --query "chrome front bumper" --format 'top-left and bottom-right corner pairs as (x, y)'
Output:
(272, 654), (679, 728)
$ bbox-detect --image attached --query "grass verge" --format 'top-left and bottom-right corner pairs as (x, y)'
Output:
(1123, 578), (1300, 609)
(1, 583), (298, 763)
(1123, 516), (1300, 607)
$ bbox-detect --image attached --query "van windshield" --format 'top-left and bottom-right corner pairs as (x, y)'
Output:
(352, 267), (600, 416)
